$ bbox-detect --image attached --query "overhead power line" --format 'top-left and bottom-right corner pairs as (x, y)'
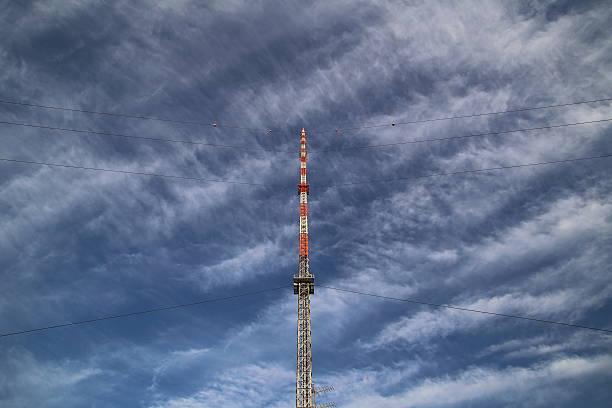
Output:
(319, 286), (612, 334)
(0, 154), (612, 188)
(3, 96), (609, 137)
(1, 153), (611, 188)
(310, 118), (612, 153)
(320, 153), (612, 188)
(310, 97), (612, 134)
(1, 117), (609, 155)
(0, 97), (272, 133)
(2, 283), (609, 338)
(0, 120), (290, 153)
(0, 286), (287, 338)
(0, 157), (275, 187)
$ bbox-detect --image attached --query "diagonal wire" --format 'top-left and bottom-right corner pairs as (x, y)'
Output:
(0, 97), (273, 133)
(1, 118), (608, 155)
(0, 157), (278, 187)
(310, 118), (612, 153)
(0, 286), (288, 338)
(0, 120), (292, 153)
(4, 96), (609, 135)
(319, 154), (612, 188)
(319, 286), (612, 334)
(309, 97), (612, 134)
(1, 153), (610, 189)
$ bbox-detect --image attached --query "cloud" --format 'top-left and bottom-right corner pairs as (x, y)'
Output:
(0, 347), (102, 407)
(192, 237), (290, 289)
(334, 354), (612, 408)
(480, 331), (612, 360)
(149, 363), (294, 408)
(365, 286), (609, 349)
(327, 188), (612, 349)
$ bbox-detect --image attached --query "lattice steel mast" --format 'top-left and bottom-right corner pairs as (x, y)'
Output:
(294, 128), (315, 408)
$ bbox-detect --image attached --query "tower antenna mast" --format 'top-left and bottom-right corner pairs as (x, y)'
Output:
(294, 128), (315, 408)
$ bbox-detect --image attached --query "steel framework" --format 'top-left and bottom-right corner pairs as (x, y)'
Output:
(294, 128), (315, 408)
(293, 128), (335, 408)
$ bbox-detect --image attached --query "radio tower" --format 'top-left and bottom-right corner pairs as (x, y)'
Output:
(293, 127), (315, 408)
(293, 128), (335, 408)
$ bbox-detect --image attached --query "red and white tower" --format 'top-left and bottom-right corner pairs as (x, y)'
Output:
(293, 128), (335, 408)
(294, 128), (315, 408)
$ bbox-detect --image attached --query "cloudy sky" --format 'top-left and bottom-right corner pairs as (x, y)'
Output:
(1, 1), (612, 407)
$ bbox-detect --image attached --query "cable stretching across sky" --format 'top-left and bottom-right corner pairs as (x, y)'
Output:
(308, 96), (612, 134)
(1, 95), (609, 135)
(309, 118), (612, 153)
(318, 153), (612, 188)
(318, 286), (612, 334)
(0, 119), (290, 153)
(0, 97), (273, 133)
(2, 284), (610, 338)
(0, 286), (287, 338)
(1, 153), (610, 188)
(1, 117), (610, 154)
(0, 157), (276, 186)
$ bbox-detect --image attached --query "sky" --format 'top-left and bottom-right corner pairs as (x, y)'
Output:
(1, 0), (612, 407)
